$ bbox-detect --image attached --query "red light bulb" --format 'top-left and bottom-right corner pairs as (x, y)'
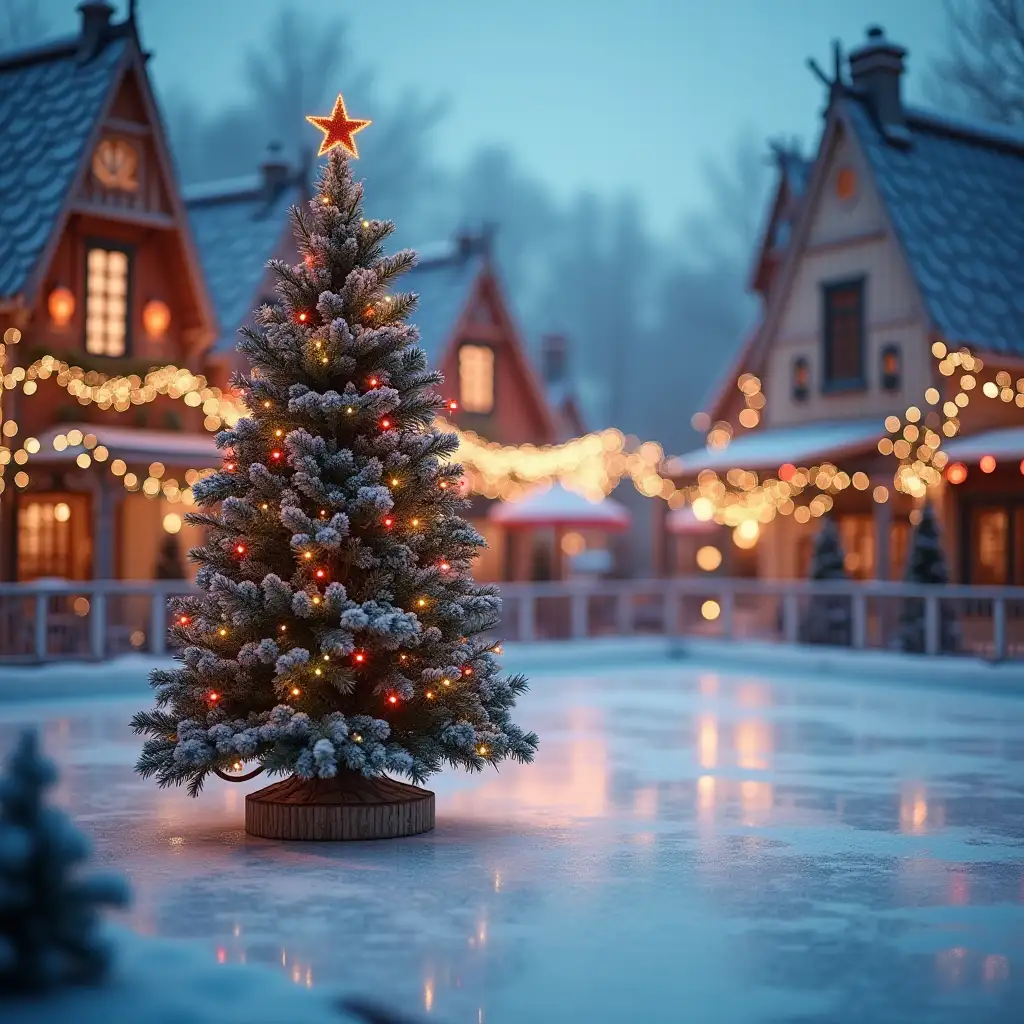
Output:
(208, 692), (219, 702)
(463, 666), (473, 676)
(440, 561), (450, 571)
(383, 516), (393, 527)
(354, 652), (366, 664)
(388, 695), (398, 705)
(381, 419), (391, 430)
(315, 569), (325, 579)
(297, 312), (309, 323)
(271, 450), (282, 461)
(226, 462), (235, 471)
(178, 615), (190, 626)
(447, 399), (458, 411)
(369, 377), (379, 387)
(235, 544), (246, 555)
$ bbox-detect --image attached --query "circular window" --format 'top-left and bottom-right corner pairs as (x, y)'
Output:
(835, 166), (857, 202)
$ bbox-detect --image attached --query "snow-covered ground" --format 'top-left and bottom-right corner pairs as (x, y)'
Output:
(1, 649), (1023, 1023)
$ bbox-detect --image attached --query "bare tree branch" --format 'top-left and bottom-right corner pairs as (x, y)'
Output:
(927, 0), (1024, 125)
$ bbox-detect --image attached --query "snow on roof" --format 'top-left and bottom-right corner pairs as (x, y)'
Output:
(489, 483), (631, 530)
(668, 418), (882, 475)
(34, 425), (220, 467)
(942, 426), (1024, 463)
(844, 95), (1024, 357)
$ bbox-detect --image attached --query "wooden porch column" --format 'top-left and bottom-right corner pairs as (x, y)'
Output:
(871, 479), (892, 580)
(92, 474), (119, 580)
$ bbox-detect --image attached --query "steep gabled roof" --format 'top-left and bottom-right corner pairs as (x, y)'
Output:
(845, 98), (1024, 356)
(404, 237), (488, 365)
(0, 32), (129, 303)
(186, 174), (305, 353)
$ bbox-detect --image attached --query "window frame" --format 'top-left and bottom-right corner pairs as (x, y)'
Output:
(458, 342), (496, 415)
(821, 276), (866, 393)
(83, 239), (133, 358)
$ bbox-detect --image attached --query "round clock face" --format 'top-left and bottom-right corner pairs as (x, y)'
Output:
(92, 138), (139, 192)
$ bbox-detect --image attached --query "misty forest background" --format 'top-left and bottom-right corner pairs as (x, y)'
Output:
(2, 1), (1013, 456)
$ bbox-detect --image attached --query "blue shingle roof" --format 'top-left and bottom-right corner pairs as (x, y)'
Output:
(403, 246), (484, 365)
(846, 97), (1024, 356)
(186, 180), (302, 353)
(0, 37), (127, 301)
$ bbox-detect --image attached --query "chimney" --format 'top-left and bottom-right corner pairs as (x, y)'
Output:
(77, 1), (115, 63)
(260, 141), (291, 198)
(848, 26), (909, 144)
(541, 334), (568, 385)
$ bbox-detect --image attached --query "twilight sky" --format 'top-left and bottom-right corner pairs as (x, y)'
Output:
(43, 0), (947, 233)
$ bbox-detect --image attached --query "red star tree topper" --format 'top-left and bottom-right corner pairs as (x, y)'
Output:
(306, 93), (372, 158)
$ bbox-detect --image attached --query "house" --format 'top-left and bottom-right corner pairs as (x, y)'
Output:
(401, 232), (561, 580)
(185, 144), (311, 389)
(664, 25), (1024, 585)
(0, 2), (219, 583)
(0, 3), (587, 588)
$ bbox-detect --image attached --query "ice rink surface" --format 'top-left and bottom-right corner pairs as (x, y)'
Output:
(2, 658), (1023, 1023)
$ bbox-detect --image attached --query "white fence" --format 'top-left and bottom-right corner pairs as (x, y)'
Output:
(3, 577), (1024, 664)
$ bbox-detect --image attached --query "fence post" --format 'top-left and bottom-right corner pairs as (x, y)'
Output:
(720, 590), (734, 640)
(782, 593), (799, 644)
(924, 595), (940, 656)
(993, 598), (1007, 661)
(517, 593), (534, 643)
(150, 589), (166, 657)
(90, 592), (106, 660)
(616, 587), (632, 636)
(852, 592), (867, 649)
(34, 592), (48, 661)
(570, 591), (587, 640)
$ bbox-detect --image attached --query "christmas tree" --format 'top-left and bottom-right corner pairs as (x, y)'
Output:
(803, 516), (852, 645)
(0, 730), (129, 994)
(898, 502), (959, 653)
(132, 98), (537, 800)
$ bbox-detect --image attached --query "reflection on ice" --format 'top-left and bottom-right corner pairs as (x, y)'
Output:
(1, 659), (1022, 1022)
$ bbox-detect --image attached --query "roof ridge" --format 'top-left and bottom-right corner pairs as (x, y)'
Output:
(0, 34), (80, 71)
(904, 106), (1024, 155)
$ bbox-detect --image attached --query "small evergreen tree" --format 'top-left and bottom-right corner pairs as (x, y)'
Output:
(898, 502), (959, 653)
(804, 516), (852, 645)
(0, 730), (129, 994)
(155, 534), (186, 580)
(132, 147), (537, 796)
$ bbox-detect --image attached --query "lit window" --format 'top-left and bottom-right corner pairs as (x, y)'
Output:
(822, 278), (865, 390)
(792, 356), (809, 402)
(459, 344), (494, 413)
(881, 344), (901, 391)
(86, 246), (129, 356)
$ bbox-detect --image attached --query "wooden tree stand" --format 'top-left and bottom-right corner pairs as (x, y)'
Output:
(245, 772), (435, 841)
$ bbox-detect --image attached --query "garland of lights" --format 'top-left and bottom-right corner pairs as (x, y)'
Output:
(2, 328), (1022, 537)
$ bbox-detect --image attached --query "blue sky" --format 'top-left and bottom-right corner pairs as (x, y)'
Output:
(48, 1), (947, 231)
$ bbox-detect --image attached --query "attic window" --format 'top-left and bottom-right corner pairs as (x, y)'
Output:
(459, 344), (494, 414)
(822, 278), (866, 391)
(85, 246), (130, 357)
(835, 166), (857, 202)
